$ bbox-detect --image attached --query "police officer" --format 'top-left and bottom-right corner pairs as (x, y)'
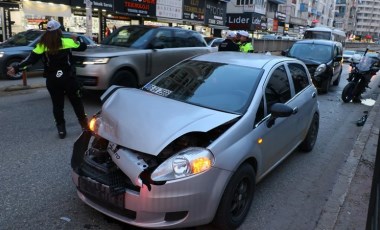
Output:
(238, 31), (254, 53)
(7, 19), (89, 139)
(218, 31), (239, 52)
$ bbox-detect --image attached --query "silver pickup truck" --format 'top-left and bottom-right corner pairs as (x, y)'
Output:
(73, 25), (214, 90)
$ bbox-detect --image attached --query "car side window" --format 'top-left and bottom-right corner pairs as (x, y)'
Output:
(288, 63), (310, 94)
(174, 30), (206, 47)
(265, 65), (291, 112)
(150, 30), (173, 48)
(334, 45), (339, 57)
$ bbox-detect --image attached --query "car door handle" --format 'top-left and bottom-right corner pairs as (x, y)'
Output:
(312, 92), (316, 98)
(293, 107), (298, 114)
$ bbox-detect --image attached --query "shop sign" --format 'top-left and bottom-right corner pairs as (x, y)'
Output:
(156, 0), (182, 19)
(275, 11), (286, 21)
(226, 12), (265, 30)
(71, 0), (114, 11)
(125, 0), (156, 16)
(204, 0), (226, 26)
(183, 0), (205, 22)
(31, 0), (70, 5)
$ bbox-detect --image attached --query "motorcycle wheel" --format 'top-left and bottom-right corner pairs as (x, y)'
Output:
(341, 82), (356, 103)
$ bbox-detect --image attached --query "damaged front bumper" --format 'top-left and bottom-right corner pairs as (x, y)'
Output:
(71, 131), (232, 229)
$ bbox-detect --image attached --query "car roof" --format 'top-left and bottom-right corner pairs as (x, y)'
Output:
(118, 25), (196, 32)
(192, 52), (296, 69)
(294, 39), (340, 46)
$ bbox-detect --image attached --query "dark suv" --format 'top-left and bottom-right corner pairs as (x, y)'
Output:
(283, 39), (343, 93)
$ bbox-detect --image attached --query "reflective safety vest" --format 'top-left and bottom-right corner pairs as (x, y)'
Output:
(240, 42), (254, 53)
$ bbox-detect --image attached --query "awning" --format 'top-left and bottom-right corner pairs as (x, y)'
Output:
(365, 34), (372, 39)
(23, 1), (71, 17)
(312, 19), (319, 23)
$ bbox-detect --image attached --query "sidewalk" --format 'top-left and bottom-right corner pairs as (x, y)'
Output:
(316, 95), (380, 230)
(0, 74), (45, 92)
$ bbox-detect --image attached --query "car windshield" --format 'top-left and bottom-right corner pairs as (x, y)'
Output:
(101, 26), (154, 48)
(2, 30), (42, 47)
(289, 43), (333, 63)
(142, 60), (262, 114)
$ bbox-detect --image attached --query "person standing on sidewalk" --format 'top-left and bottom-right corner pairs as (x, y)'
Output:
(7, 19), (89, 139)
(218, 31), (239, 52)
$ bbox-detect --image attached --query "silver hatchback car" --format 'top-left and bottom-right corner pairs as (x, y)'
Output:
(71, 52), (319, 229)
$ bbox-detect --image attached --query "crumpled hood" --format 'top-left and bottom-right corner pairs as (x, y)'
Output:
(97, 88), (240, 156)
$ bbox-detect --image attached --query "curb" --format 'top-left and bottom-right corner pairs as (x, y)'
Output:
(2, 83), (46, 92)
(315, 95), (380, 230)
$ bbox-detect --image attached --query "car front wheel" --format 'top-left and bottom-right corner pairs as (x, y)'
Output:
(110, 70), (138, 88)
(212, 163), (255, 230)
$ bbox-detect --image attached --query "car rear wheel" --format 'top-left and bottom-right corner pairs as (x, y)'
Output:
(212, 163), (255, 230)
(299, 113), (319, 152)
(5, 58), (23, 80)
(110, 70), (138, 88)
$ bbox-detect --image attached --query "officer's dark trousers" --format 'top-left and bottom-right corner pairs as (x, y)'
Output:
(46, 73), (86, 126)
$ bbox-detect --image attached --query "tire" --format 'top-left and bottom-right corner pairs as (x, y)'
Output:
(299, 113), (319, 152)
(212, 163), (255, 230)
(320, 76), (331, 94)
(110, 70), (138, 88)
(5, 58), (23, 80)
(333, 69), (342, 86)
(341, 82), (356, 103)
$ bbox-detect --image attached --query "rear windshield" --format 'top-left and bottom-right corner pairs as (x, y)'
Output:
(289, 43), (333, 63)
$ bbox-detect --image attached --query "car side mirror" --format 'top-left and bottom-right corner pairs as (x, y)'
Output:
(371, 66), (380, 72)
(334, 55), (343, 62)
(267, 103), (294, 128)
(281, 49), (289, 56)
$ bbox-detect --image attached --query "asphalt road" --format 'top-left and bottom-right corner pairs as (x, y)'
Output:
(0, 64), (379, 230)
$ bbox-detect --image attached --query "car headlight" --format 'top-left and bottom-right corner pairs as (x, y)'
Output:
(83, 57), (109, 65)
(89, 115), (101, 133)
(0, 52), (4, 58)
(151, 147), (215, 182)
(314, 64), (327, 77)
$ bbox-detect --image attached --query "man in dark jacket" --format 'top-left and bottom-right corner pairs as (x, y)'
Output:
(218, 31), (239, 52)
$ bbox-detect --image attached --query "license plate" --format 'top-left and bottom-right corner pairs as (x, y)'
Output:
(79, 177), (124, 208)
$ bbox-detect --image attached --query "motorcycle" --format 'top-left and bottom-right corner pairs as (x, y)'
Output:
(341, 49), (380, 103)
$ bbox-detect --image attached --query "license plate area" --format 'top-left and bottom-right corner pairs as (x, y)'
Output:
(79, 176), (124, 208)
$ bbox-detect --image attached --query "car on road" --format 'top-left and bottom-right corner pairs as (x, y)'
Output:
(261, 34), (282, 40)
(204, 37), (224, 48)
(71, 52), (320, 229)
(343, 50), (356, 62)
(283, 39), (343, 93)
(0, 29), (97, 80)
(73, 25), (214, 90)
